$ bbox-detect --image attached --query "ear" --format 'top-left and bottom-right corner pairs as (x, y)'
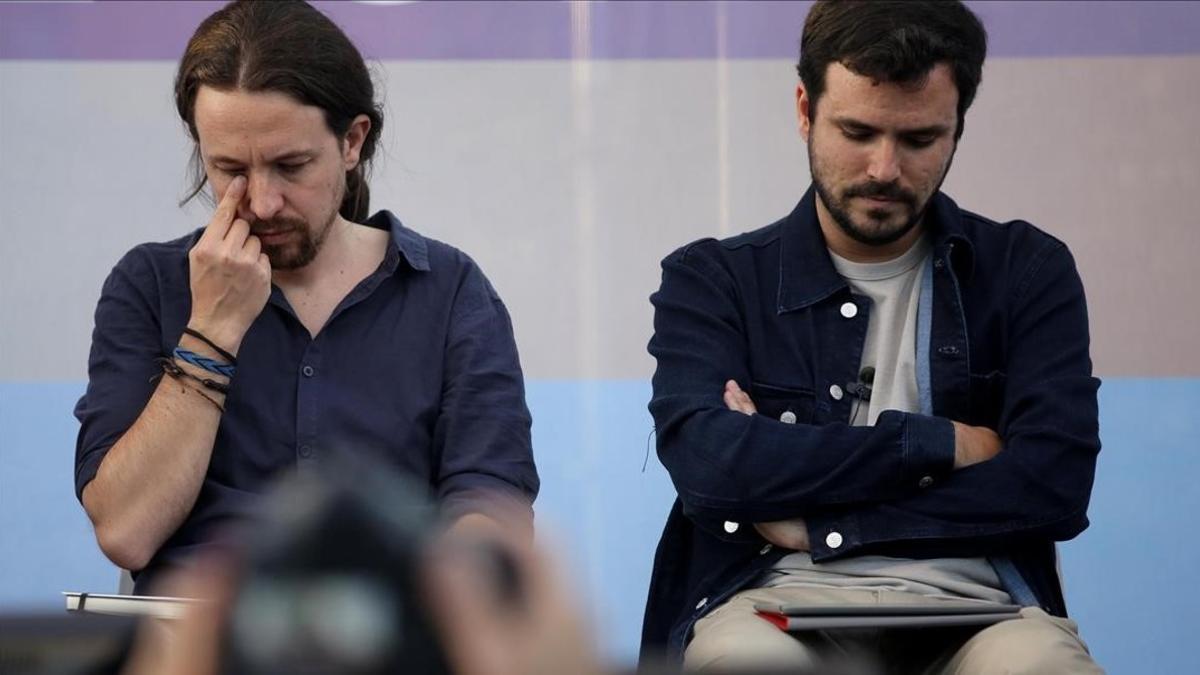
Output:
(796, 84), (812, 143)
(341, 114), (372, 171)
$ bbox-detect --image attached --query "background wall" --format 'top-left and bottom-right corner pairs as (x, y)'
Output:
(2, 1), (1198, 671)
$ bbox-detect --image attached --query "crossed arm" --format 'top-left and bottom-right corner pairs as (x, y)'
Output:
(720, 379), (1002, 551)
(650, 240), (1099, 559)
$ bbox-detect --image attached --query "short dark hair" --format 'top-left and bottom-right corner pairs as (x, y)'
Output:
(797, 0), (987, 139)
(175, 0), (384, 222)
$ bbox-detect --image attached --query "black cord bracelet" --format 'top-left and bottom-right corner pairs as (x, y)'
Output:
(182, 327), (238, 365)
(158, 358), (225, 412)
(159, 357), (231, 395)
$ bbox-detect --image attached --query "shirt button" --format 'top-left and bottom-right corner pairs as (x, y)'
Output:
(779, 411), (797, 424)
(723, 520), (740, 534)
(696, 597), (708, 610)
(840, 301), (858, 319)
(301, 365), (315, 377)
(919, 475), (934, 488)
(825, 531), (844, 549)
(829, 384), (844, 401)
(760, 544), (773, 555)
(299, 444), (312, 458)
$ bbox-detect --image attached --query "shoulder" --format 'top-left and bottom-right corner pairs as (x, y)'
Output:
(957, 207), (1070, 259)
(662, 218), (785, 270)
(375, 212), (503, 306)
(103, 230), (198, 295)
(945, 199), (1082, 299)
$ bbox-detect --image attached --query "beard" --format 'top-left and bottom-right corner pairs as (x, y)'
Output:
(249, 179), (344, 270)
(808, 139), (952, 248)
(250, 211), (336, 270)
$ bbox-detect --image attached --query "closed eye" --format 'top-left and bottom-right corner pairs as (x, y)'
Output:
(902, 134), (938, 148)
(842, 128), (876, 143)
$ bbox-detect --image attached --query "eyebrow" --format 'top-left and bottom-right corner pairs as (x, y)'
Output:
(833, 117), (952, 136)
(207, 149), (317, 165)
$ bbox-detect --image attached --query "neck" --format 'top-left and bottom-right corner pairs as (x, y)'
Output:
(270, 216), (357, 289)
(814, 195), (925, 264)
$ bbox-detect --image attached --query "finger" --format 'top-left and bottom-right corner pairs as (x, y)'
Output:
(200, 176), (246, 245)
(242, 234), (261, 261)
(422, 543), (517, 675)
(723, 388), (739, 411)
(222, 218), (250, 253)
(737, 389), (758, 414)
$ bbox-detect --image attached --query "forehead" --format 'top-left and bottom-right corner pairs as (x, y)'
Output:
(819, 62), (959, 129)
(193, 86), (334, 157)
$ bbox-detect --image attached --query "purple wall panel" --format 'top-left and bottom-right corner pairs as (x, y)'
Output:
(2, 1), (1198, 61)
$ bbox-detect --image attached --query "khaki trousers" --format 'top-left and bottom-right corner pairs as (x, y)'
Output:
(683, 586), (1103, 674)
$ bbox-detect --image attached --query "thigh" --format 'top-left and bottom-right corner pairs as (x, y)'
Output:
(683, 587), (888, 672)
(684, 588), (821, 671)
(937, 607), (1103, 675)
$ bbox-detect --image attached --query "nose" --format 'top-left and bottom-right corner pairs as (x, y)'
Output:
(866, 139), (901, 184)
(237, 171), (283, 222)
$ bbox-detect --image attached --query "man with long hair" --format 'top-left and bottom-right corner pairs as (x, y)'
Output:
(74, 0), (538, 593)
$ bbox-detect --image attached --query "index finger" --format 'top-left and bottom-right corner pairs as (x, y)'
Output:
(200, 176), (246, 243)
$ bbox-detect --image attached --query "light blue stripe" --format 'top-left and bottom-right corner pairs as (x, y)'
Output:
(916, 257), (934, 417)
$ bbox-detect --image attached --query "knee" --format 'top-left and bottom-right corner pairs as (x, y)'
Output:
(684, 617), (818, 671)
(950, 612), (1101, 675)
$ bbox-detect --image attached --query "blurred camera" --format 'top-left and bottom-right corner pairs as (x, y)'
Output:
(221, 457), (456, 675)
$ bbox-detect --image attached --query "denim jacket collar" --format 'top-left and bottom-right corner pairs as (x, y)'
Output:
(778, 186), (975, 313)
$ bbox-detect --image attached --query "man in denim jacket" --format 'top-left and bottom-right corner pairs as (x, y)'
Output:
(642, 2), (1102, 672)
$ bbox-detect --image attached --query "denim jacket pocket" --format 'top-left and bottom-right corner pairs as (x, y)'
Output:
(749, 382), (816, 425)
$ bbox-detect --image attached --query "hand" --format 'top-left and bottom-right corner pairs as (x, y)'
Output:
(424, 529), (601, 675)
(186, 176), (271, 354)
(723, 379), (758, 415)
(754, 519), (810, 551)
(724, 381), (810, 550)
(121, 554), (234, 675)
(952, 421), (1003, 469)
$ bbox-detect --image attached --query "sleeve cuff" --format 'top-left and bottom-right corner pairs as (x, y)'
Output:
(899, 412), (956, 488)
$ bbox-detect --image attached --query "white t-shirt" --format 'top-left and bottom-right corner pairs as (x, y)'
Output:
(762, 237), (1010, 605)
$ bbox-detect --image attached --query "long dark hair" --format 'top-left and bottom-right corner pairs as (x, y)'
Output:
(175, 0), (384, 222)
(798, 0), (987, 140)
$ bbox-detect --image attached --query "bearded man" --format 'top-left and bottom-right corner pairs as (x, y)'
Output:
(74, 0), (538, 593)
(642, 1), (1102, 672)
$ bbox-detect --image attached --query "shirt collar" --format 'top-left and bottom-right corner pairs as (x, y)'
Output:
(778, 187), (975, 313)
(365, 210), (431, 273)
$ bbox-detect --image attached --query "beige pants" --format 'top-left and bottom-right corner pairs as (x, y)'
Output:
(683, 586), (1103, 674)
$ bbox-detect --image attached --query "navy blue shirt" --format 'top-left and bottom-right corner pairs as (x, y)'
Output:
(75, 211), (539, 590)
(641, 188), (1100, 658)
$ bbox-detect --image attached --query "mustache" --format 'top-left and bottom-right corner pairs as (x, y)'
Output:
(843, 181), (917, 205)
(248, 217), (306, 235)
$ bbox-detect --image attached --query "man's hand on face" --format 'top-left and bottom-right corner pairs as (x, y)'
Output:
(723, 380), (811, 551)
(186, 176), (272, 354)
(951, 421), (1003, 469)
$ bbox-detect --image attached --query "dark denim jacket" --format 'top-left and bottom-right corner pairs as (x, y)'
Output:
(641, 187), (1100, 659)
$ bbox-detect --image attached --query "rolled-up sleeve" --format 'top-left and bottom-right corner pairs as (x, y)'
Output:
(431, 259), (539, 522)
(74, 249), (165, 501)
